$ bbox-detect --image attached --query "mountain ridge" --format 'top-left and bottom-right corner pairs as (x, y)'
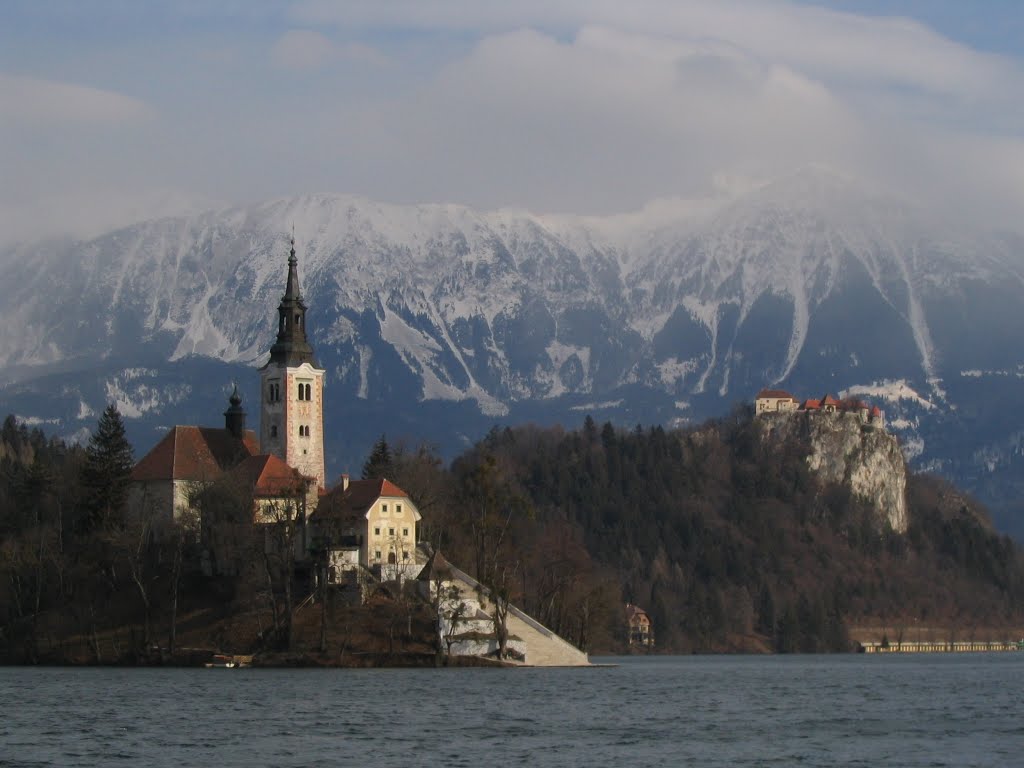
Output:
(3, 168), (1023, 533)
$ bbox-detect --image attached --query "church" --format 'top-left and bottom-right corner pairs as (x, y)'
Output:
(129, 239), (419, 578)
(126, 241), (589, 664)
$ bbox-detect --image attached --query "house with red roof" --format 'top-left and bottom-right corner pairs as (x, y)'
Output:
(626, 603), (655, 648)
(311, 475), (422, 581)
(228, 454), (314, 522)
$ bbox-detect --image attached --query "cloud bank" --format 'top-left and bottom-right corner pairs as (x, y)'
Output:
(1, 0), (1022, 244)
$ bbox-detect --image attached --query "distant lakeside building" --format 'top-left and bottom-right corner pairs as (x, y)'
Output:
(626, 603), (654, 649)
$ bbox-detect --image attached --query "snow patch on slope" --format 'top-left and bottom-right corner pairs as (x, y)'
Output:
(840, 379), (936, 410)
(169, 285), (239, 362)
(569, 399), (624, 412)
(657, 357), (701, 388)
(105, 370), (191, 418)
(544, 341), (591, 398)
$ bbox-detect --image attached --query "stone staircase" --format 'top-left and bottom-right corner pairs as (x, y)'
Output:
(504, 608), (589, 666)
(436, 558), (590, 667)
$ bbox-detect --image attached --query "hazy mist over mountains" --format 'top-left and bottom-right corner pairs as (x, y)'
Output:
(2, 168), (1023, 534)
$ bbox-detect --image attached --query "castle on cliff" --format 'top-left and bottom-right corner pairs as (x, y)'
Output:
(755, 389), (885, 429)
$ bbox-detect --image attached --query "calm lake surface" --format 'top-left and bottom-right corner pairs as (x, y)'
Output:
(2, 654), (1021, 767)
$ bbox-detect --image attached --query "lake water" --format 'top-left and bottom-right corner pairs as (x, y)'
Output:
(2, 655), (1021, 767)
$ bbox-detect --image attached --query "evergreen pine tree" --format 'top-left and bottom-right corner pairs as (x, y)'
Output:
(362, 434), (394, 480)
(582, 415), (597, 443)
(81, 404), (134, 528)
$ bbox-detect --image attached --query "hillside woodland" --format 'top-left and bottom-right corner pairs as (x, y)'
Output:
(1, 406), (1023, 663)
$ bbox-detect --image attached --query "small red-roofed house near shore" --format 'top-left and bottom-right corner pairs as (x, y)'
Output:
(626, 603), (655, 648)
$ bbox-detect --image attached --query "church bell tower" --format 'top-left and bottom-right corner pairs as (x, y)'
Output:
(259, 238), (326, 489)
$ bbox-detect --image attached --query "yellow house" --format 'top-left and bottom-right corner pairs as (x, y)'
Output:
(311, 476), (421, 581)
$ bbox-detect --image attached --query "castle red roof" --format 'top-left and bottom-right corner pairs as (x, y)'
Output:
(130, 426), (259, 482)
(871, 406), (882, 417)
(802, 399), (821, 410)
(821, 394), (840, 406)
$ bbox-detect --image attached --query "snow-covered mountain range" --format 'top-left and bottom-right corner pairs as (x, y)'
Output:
(2, 168), (1023, 534)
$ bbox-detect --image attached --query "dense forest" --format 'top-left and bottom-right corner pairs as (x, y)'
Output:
(2, 405), (1023, 663)
(417, 409), (1024, 653)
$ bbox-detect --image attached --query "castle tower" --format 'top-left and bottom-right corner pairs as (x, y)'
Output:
(259, 239), (326, 489)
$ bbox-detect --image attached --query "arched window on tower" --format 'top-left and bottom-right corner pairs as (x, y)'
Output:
(297, 382), (304, 400)
(270, 425), (277, 438)
(304, 383), (311, 401)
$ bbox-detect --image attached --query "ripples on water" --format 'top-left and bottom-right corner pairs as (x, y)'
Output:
(1, 655), (1021, 767)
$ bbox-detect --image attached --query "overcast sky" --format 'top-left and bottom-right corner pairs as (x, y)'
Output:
(2, 1), (1023, 244)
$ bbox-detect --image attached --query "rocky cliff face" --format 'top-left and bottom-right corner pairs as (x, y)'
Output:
(758, 411), (908, 533)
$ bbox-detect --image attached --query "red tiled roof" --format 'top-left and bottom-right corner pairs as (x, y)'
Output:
(756, 389), (796, 400)
(871, 406), (882, 417)
(821, 394), (839, 406)
(131, 426), (258, 482)
(311, 477), (411, 522)
(625, 603), (649, 620)
(228, 454), (309, 497)
(802, 399), (821, 410)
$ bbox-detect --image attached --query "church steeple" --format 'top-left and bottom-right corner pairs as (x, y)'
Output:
(259, 235), (327, 490)
(267, 238), (315, 367)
